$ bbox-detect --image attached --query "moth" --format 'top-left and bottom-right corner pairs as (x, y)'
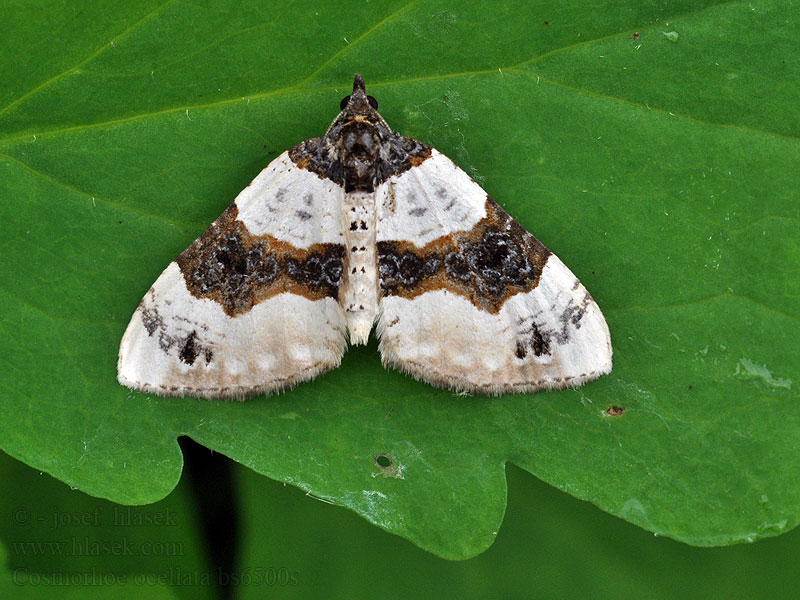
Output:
(118, 75), (612, 398)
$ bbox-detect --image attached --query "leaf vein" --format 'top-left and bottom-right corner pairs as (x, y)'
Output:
(293, 0), (424, 89)
(0, 0), (180, 120)
(0, 153), (194, 232)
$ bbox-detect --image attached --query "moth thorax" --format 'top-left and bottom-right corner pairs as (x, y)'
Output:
(341, 126), (379, 180)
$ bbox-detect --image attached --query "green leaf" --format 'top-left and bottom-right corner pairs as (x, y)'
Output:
(0, 450), (213, 599)
(1, 0), (798, 558)
(234, 461), (800, 599)
(8, 448), (800, 599)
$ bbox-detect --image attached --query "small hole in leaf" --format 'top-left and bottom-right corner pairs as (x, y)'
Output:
(604, 405), (625, 416)
(375, 453), (392, 468)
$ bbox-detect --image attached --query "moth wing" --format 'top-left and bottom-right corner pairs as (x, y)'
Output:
(118, 151), (348, 399)
(375, 149), (612, 394)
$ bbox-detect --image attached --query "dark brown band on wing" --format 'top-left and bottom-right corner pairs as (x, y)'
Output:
(377, 197), (552, 314)
(176, 204), (344, 317)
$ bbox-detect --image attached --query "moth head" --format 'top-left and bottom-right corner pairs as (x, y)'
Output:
(324, 74), (391, 142)
(339, 74), (379, 114)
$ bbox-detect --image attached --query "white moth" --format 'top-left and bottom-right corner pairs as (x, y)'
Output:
(118, 75), (612, 398)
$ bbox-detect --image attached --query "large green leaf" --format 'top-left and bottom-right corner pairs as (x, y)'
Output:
(8, 445), (800, 599)
(1, 0), (798, 558)
(234, 461), (800, 599)
(0, 450), (212, 600)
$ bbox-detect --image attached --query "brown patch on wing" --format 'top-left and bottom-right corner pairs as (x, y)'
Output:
(408, 149), (431, 167)
(176, 204), (344, 317)
(377, 197), (552, 314)
(293, 155), (311, 170)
